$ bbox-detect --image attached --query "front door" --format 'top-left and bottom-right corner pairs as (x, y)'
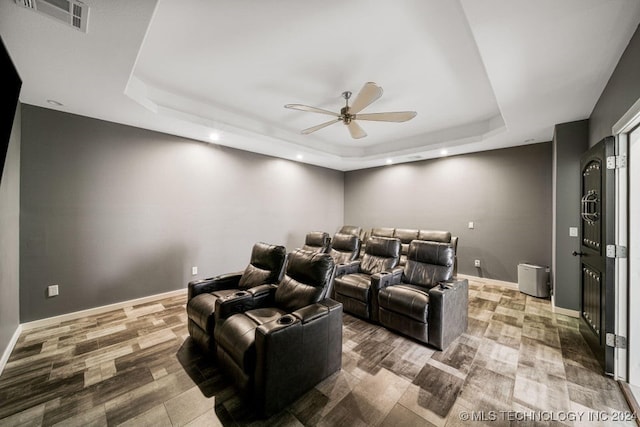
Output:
(577, 136), (616, 375)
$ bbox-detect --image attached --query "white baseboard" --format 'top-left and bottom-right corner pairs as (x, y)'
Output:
(458, 273), (519, 289)
(552, 305), (580, 318)
(21, 288), (187, 331)
(0, 324), (23, 376)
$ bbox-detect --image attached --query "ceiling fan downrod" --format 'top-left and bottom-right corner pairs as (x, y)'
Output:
(341, 91), (353, 124)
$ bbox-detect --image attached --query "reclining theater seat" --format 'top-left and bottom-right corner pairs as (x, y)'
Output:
(393, 228), (419, 266)
(186, 242), (287, 353)
(333, 236), (400, 321)
(417, 229), (458, 276)
(214, 249), (341, 416)
(328, 232), (360, 265)
(378, 240), (469, 350)
(337, 225), (362, 237)
(301, 231), (331, 253)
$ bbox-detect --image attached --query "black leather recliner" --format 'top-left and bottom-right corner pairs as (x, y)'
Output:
(213, 249), (341, 416)
(186, 242), (287, 353)
(328, 232), (360, 265)
(301, 231), (331, 253)
(378, 240), (468, 350)
(332, 236), (400, 321)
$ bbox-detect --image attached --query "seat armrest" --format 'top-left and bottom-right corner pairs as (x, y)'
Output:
(213, 290), (254, 323)
(246, 283), (277, 297)
(335, 260), (360, 277)
(254, 299), (342, 416)
(427, 278), (469, 350)
(293, 302), (330, 324)
(369, 271), (401, 322)
(188, 272), (242, 300)
(246, 284), (278, 307)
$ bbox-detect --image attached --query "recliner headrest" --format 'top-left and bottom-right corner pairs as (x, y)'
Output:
(338, 225), (362, 237)
(304, 231), (330, 248)
(393, 228), (419, 243)
(365, 236), (401, 258)
(408, 240), (454, 267)
(287, 249), (335, 288)
(331, 233), (359, 252)
(250, 242), (287, 271)
(417, 230), (451, 243)
(371, 227), (395, 238)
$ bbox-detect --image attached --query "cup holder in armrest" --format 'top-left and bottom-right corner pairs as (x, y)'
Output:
(277, 315), (295, 325)
(234, 291), (249, 297)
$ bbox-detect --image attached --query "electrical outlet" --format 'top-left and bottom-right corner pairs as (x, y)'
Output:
(48, 284), (59, 297)
(474, 259), (481, 268)
(191, 266), (198, 276)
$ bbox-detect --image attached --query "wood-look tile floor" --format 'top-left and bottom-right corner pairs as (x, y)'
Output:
(0, 278), (636, 426)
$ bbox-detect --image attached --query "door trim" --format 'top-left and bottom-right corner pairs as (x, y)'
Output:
(612, 97), (640, 381)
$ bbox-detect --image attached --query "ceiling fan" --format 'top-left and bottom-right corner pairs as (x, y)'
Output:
(284, 82), (417, 139)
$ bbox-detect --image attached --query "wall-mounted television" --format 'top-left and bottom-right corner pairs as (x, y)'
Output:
(1, 35), (22, 182)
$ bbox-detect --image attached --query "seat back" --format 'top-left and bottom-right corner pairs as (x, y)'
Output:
(301, 231), (331, 253)
(360, 236), (400, 275)
(329, 233), (360, 264)
(402, 240), (454, 289)
(275, 249), (336, 312)
(393, 228), (419, 266)
(370, 227), (395, 238)
(238, 242), (287, 290)
(338, 225), (362, 237)
(417, 229), (452, 243)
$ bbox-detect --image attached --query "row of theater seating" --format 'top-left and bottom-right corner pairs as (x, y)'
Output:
(301, 225), (459, 276)
(187, 244), (340, 416)
(184, 226), (468, 416)
(300, 226), (468, 349)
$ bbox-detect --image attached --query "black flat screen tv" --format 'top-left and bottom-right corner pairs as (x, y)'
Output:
(1, 35), (22, 183)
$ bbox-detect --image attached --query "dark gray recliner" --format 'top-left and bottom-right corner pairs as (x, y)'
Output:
(337, 225), (362, 237)
(186, 242), (287, 353)
(332, 236), (400, 321)
(302, 231), (331, 253)
(378, 240), (468, 350)
(214, 249), (341, 416)
(328, 232), (360, 265)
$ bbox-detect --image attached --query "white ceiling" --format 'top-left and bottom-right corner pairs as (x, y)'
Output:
(1, 0), (639, 171)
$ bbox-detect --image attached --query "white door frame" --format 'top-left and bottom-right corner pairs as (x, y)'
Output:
(612, 97), (640, 381)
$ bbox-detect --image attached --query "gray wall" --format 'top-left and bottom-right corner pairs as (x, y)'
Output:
(344, 143), (553, 283)
(20, 105), (344, 322)
(590, 23), (640, 147)
(552, 120), (589, 311)
(1, 106), (20, 354)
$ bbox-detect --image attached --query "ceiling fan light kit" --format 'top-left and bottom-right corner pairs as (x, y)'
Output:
(285, 82), (417, 139)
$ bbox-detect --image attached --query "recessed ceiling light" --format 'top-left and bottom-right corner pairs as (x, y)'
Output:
(209, 131), (221, 141)
(46, 99), (63, 106)
(386, 159), (393, 165)
(440, 149), (448, 156)
(296, 154), (303, 160)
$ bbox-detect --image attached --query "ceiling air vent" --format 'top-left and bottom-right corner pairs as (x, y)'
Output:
(15, 0), (89, 33)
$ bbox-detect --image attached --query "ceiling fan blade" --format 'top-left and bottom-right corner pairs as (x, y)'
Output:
(347, 121), (367, 139)
(301, 118), (341, 135)
(354, 111), (417, 122)
(350, 82), (383, 114)
(285, 104), (339, 117)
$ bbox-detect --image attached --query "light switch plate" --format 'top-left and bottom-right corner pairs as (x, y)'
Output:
(192, 266), (198, 275)
(569, 227), (578, 237)
(468, 221), (474, 229)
